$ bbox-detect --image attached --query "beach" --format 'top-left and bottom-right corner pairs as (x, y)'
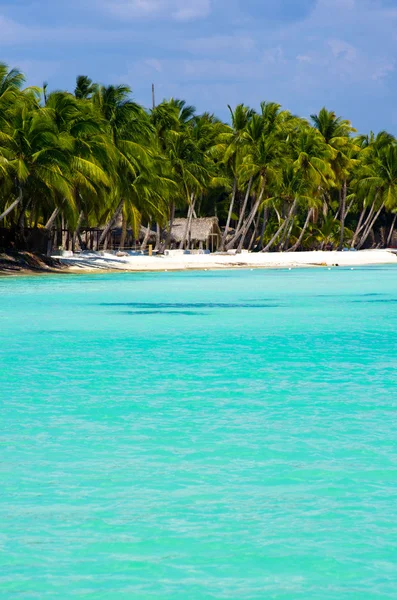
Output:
(55, 248), (397, 272)
(2, 249), (396, 276)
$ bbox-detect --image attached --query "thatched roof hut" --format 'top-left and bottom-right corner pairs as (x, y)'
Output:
(170, 217), (221, 250)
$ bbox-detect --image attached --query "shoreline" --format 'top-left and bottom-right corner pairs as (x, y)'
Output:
(2, 249), (397, 276)
(0, 252), (69, 276)
(55, 248), (397, 272)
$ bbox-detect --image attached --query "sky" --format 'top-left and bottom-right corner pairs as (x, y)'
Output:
(1, 0), (397, 132)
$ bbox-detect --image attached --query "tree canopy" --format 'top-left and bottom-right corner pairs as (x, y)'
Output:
(1, 61), (396, 253)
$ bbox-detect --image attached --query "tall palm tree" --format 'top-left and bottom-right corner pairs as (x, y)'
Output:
(92, 84), (153, 248)
(214, 104), (255, 250)
(0, 103), (74, 227)
(354, 141), (397, 249)
(42, 90), (114, 250)
(233, 103), (296, 252)
(311, 108), (356, 249)
(287, 127), (334, 251)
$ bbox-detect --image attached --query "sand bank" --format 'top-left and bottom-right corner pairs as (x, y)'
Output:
(55, 249), (397, 272)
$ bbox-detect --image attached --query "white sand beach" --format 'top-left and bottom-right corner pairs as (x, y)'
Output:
(55, 249), (397, 272)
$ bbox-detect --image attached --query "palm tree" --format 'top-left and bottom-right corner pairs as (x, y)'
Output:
(0, 103), (74, 229)
(311, 108), (356, 249)
(286, 127), (334, 251)
(354, 141), (397, 249)
(74, 76), (98, 100)
(92, 84), (153, 249)
(214, 104), (255, 250)
(41, 90), (115, 251)
(0, 63), (25, 94)
(232, 103), (295, 252)
(177, 114), (225, 249)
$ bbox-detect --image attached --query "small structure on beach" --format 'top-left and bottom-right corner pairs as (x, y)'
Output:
(170, 217), (221, 251)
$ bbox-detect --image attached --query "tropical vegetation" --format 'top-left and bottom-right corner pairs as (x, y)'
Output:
(1, 61), (397, 254)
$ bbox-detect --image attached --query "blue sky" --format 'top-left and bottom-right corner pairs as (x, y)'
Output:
(1, 0), (397, 132)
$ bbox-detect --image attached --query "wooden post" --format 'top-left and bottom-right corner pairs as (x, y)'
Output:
(148, 244), (153, 256)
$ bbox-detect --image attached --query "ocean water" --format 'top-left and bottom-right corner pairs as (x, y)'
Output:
(1, 267), (397, 599)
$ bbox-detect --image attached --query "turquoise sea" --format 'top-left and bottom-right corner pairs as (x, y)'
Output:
(1, 267), (397, 599)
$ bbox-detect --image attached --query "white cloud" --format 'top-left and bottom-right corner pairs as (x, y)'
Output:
(185, 35), (254, 54)
(2, 0), (397, 132)
(0, 15), (30, 44)
(173, 0), (210, 21)
(107, 0), (161, 18)
(104, 0), (211, 21)
(262, 46), (285, 65)
(318, 0), (355, 8)
(328, 39), (357, 62)
(372, 62), (395, 81)
(144, 58), (162, 72)
(296, 54), (313, 63)
(0, 14), (127, 47)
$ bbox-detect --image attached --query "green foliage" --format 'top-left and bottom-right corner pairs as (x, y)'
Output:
(1, 62), (396, 252)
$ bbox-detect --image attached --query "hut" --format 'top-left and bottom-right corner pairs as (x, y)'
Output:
(170, 217), (221, 251)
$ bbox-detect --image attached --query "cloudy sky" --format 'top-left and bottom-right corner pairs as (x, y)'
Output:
(1, 0), (397, 132)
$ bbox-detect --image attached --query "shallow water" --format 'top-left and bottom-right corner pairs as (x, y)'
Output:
(1, 267), (397, 599)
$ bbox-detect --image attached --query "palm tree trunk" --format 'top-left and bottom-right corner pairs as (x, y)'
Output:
(46, 229), (55, 257)
(141, 221), (152, 252)
(361, 203), (375, 232)
(179, 197), (192, 250)
(220, 177), (237, 251)
(227, 178), (254, 250)
(77, 231), (86, 251)
(247, 209), (261, 251)
(0, 199), (22, 222)
(17, 197), (31, 234)
(162, 202), (175, 252)
(353, 199), (379, 246)
(155, 222), (161, 251)
(386, 213), (397, 247)
(262, 220), (289, 253)
(277, 219), (290, 251)
(72, 211), (84, 253)
(236, 193), (254, 251)
(186, 194), (196, 249)
(236, 180), (266, 252)
(338, 179), (347, 251)
(194, 194), (201, 218)
(344, 197), (355, 221)
(119, 212), (128, 251)
(274, 203), (282, 224)
(45, 207), (60, 230)
(288, 208), (313, 252)
(179, 193), (195, 249)
(45, 207), (60, 256)
(61, 215), (67, 249)
(281, 214), (295, 251)
(234, 176), (253, 236)
(279, 199), (298, 251)
(0, 186), (23, 223)
(351, 205), (368, 248)
(357, 202), (385, 249)
(257, 206), (268, 251)
(98, 198), (124, 250)
(262, 198), (298, 253)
